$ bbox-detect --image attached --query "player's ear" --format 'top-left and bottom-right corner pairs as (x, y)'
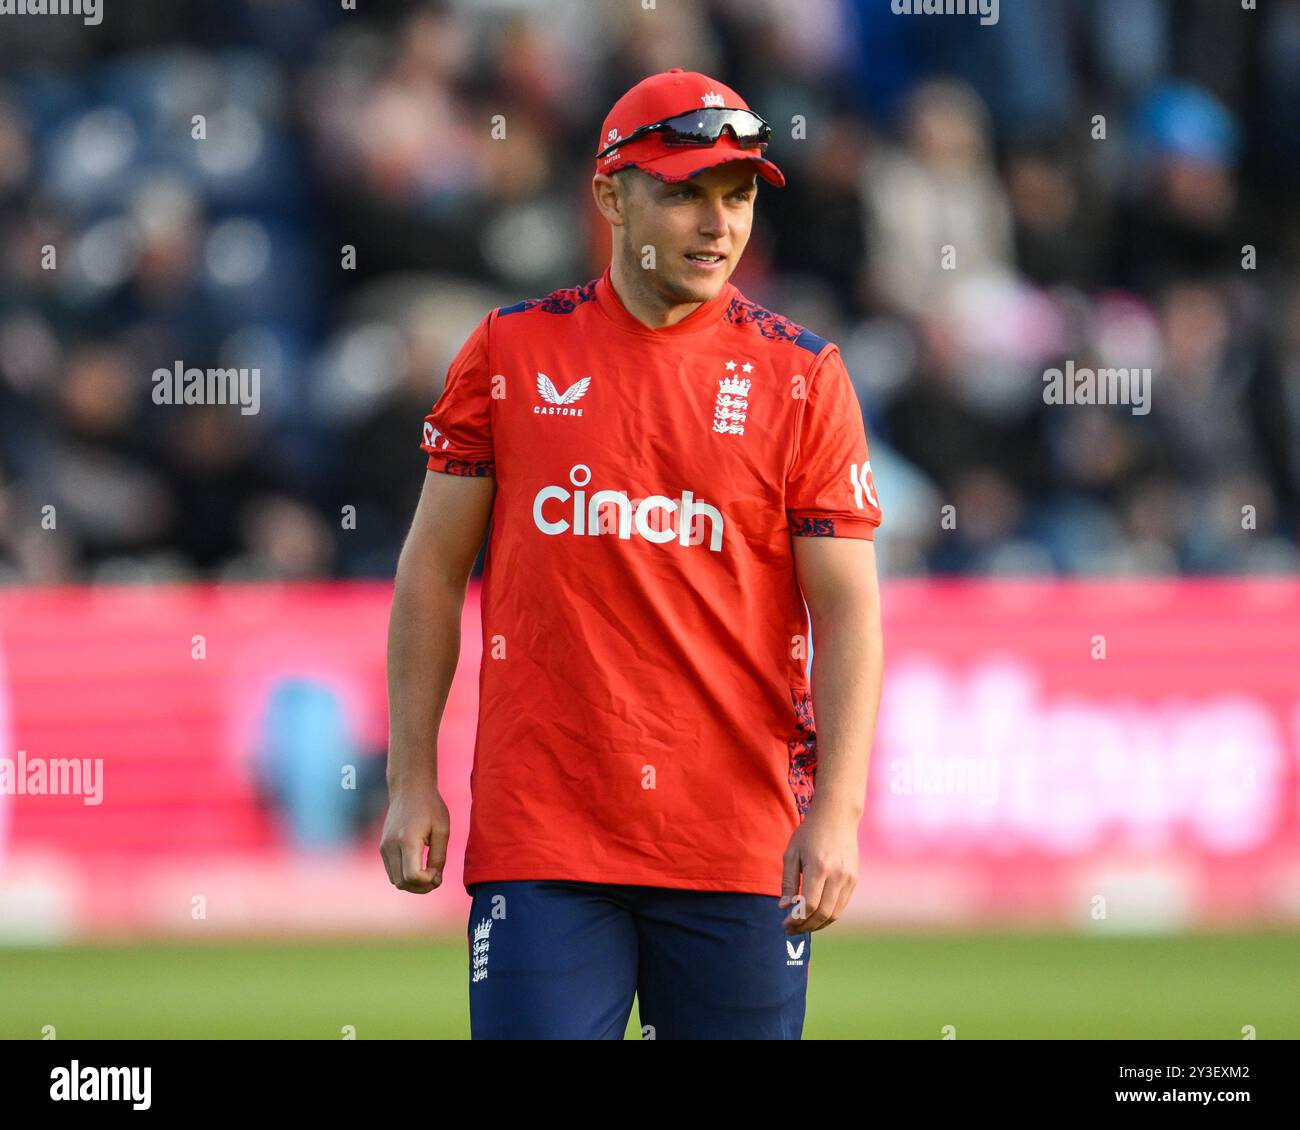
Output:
(592, 173), (624, 225)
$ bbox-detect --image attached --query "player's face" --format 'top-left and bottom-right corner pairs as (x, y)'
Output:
(629, 161), (757, 304)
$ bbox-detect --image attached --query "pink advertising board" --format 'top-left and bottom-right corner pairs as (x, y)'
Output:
(0, 579), (1296, 937)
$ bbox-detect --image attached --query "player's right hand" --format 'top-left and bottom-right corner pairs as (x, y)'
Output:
(379, 777), (451, 894)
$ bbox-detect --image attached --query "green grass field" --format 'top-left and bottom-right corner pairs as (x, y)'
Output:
(2, 931), (1297, 1039)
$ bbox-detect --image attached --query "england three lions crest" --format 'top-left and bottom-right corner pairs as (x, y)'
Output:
(713, 359), (753, 436)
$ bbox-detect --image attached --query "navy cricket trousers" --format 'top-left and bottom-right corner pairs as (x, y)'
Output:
(466, 879), (811, 1039)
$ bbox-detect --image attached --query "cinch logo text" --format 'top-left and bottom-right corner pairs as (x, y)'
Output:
(532, 464), (725, 551)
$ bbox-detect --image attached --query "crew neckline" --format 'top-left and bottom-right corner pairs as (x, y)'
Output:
(594, 264), (736, 337)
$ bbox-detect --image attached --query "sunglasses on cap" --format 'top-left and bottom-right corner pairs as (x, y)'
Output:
(596, 107), (773, 160)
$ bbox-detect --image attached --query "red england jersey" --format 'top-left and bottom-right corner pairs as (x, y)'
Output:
(419, 265), (882, 895)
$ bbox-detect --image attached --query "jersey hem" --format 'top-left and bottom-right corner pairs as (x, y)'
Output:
(464, 865), (782, 897)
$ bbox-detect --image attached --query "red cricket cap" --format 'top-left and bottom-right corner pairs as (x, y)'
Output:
(595, 68), (786, 187)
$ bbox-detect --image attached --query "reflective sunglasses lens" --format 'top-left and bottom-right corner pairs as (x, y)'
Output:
(660, 108), (768, 146)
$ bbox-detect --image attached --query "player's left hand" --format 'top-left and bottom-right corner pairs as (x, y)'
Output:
(778, 801), (860, 934)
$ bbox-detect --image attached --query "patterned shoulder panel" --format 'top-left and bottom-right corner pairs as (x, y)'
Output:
(724, 294), (831, 355)
(498, 278), (599, 317)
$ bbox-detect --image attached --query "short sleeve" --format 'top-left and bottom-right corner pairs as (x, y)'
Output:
(419, 312), (495, 477)
(786, 345), (882, 539)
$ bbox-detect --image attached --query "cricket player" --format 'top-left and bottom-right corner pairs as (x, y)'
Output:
(381, 68), (884, 1040)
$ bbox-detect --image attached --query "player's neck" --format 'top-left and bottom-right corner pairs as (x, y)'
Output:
(608, 257), (713, 330)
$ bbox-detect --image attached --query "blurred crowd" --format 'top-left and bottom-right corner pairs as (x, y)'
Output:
(0, 0), (1298, 583)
